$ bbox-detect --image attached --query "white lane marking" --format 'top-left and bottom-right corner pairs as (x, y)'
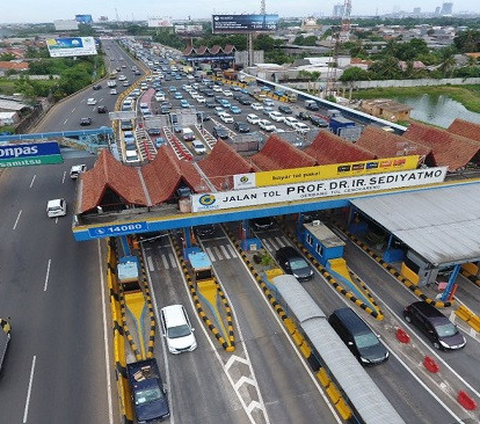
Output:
(147, 256), (155, 272)
(234, 376), (255, 390)
(13, 210), (22, 230)
(23, 355), (36, 423)
(205, 247), (216, 262)
(168, 253), (177, 268)
(55, 217), (59, 225)
(97, 240), (114, 424)
(63, 118), (68, 125)
(225, 354), (249, 370)
(61, 171), (66, 184)
(161, 254), (169, 269)
(219, 245), (231, 259)
(99, 97), (104, 102)
(246, 400), (263, 414)
(43, 259), (51, 292)
(29, 175), (36, 188)
(227, 245), (237, 257)
(275, 236), (287, 248)
(71, 107), (76, 113)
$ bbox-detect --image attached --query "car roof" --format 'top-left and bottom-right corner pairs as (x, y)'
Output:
(331, 307), (371, 333)
(161, 304), (187, 327)
(47, 198), (64, 207)
(410, 301), (445, 318)
(277, 246), (301, 257)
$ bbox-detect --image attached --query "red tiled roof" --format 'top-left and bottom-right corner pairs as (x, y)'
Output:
(196, 46), (207, 55)
(0, 61), (28, 70)
(142, 145), (204, 204)
(209, 45), (221, 54)
(403, 122), (480, 171)
(447, 119), (480, 144)
(304, 130), (375, 165)
(198, 139), (258, 190)
(182, 45), (195, 55)
(224, 44), (235, 53)
(250, 134), (317, 171)
(356, 126), (431, 159)
(81, 150), (147, 213)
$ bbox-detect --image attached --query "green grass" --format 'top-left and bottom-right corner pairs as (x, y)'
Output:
(352, 85), (480, 114)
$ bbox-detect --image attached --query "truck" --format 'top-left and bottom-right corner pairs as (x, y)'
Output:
(329, 116), (356, 135)
(127, 359), (170, 423)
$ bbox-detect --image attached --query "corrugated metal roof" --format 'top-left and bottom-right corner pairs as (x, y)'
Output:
(304, 221), (345, 248)
(351, 183), (480, 266)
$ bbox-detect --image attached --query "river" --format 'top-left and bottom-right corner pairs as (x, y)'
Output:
(393, 94), (480, 128)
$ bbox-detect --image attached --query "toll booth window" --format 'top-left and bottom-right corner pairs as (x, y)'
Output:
(315, 244), (324, 257)
(306, 234), (313, 246)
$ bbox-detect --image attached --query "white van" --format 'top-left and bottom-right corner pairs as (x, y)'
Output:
(125, 149), (139, 163)
(191, 140), (206, 155)
(46, 198), (67, 218)
(160, 304), (197, 354)
(182, 127), (195, 141)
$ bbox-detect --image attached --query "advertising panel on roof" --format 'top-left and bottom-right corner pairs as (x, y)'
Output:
(212, 14), (278, 33)
(46, 37), (97, 58)
(233, 155), (420, 189)
(192, 167), (447, 213)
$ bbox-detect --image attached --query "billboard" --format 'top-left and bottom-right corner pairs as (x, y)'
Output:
(75, 14), (93, 24)
(0, 142), (63, 168)
(53, 19), (79, 31)
(148, 18), (173, 28)
(175, 24), (203, 35)
(212, 14), (278, 33)
(46, 37), (97, 58)
(192, 168), (447, 213)
(233, 155), (421, 190)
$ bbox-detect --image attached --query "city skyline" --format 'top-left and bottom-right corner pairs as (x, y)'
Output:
(2, 0), (479, 24)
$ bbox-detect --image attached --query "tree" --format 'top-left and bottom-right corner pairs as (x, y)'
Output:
(0, 53), (16, 61)
(454, 30), (480, 53)
(339, 67), (370, 82)
(369, 57), (402, 79)
(438, 50), (457, 77)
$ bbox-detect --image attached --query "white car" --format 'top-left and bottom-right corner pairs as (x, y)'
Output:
(284, 117), (299, 128)
(269, 111), (285, 123)
(219, 112), (234, 124)
(196, 96), (206, 103)
(293, 122), (310, 134)
(46, 198), (67, 218)
(212, 86), (222, 92)
(251, 103), (263, 111)
(189, 90), (198, 97)
(118, 75), (127, 81)
(214, 106), (225, 116)
(160, 304), (197, 354)
(86, 98), (97, 105)
(155, 93), (165, 102)
(222, 90), (233, 97)
(70, 164), (87, 180)
(247, 113), (260, 125)
(259, 119), (276, 132)
(110, 88), (117, 95)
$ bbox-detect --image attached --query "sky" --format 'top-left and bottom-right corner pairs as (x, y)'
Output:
(2, 0), (479, 24)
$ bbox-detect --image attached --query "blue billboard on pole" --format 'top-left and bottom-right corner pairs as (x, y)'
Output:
(0, 141), (63, 168)
(46, 37), (97, 58)
(212, 14), (278, 33)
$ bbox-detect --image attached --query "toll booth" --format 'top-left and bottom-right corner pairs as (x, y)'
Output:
(299, 221), (345, 267)
(117, 256), (140, 292)
(187, 248), (213, 283)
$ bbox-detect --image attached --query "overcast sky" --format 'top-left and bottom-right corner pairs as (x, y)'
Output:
(2, 0), (479, 24)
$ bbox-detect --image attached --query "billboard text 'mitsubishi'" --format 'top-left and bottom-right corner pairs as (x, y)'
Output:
(212, 14), (278, 33)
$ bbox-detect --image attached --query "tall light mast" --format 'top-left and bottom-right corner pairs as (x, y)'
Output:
(339, 0), (352, 42)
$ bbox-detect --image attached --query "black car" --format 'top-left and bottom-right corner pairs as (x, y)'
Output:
(404, 302), (466, 350)
(233, 121), (250, 133)
(278, 105), (292, 114)
(97, 105), (108, 114)
(329, 308), (389, 366)
(148, 127), (161, 136)
(212, 126), (228, 139)
(238, 96), (252, 105)
(275, 246), (313, 281)
(205, 101), (216, 108)
(251, 217), (275, 230)
(80, 117), (92, 126)
(296, 111), (311, 121)
(310, 115), (329, 127)
(195, 224), (217, 238)
(92, 84), (102, 90)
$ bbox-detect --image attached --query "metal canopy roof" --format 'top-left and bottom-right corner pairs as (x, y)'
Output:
(351, 182), (480, 267)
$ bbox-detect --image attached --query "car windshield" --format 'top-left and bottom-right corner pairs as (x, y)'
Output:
(49, 206), (62, 212)
(289, 258), (308, 271)
(134, 387), (164, 405)
(354, 332), (380, 349)
(167, 324), (191, 339)
(434, 322), (458, 337)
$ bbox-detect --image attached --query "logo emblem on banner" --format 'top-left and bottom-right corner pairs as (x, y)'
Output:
(199, 194), (216, 206)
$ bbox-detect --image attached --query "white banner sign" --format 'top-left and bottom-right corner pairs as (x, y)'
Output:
(191, 167), (447, 213)
(233, 173), (256, 189)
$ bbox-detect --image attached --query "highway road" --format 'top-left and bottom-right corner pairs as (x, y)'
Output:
(0, 39), (146, 424)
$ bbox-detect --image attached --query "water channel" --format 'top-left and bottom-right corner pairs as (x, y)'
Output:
(393, 94), (480, 128)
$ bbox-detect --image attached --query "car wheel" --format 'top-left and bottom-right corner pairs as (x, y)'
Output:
(433, 341), (441, 350)
(404, 313), (412, 323)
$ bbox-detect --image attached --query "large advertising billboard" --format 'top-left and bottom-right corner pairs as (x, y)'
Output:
(233, 155), (421, 190)
(212, 14), (278, 33)
(46, 37), (97, 58)
(148, 18), (173, 28)
(192, 168), (447, 213)
(75, 14), (93, 24)
(0, 142), (63, 168)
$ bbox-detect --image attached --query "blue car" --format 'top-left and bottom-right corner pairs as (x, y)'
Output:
(241, 88), (250, 95)
(180, 99), (190, 108)
(169, 86), (177, 92)
(175, 75), (182, 80)
(219, 99), (231, 108)
(174, 92), (183, 100)
(230, 105), (242, 114)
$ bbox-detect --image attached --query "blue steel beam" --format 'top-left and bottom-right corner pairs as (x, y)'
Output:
(0, 127), (113, 143)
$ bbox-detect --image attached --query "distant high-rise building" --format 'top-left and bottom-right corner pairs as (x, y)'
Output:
(98, 16), (109, 22)
(413, 7), (421, 14)
(333, 4), (344, 17)
(441, 2), (453, 15)
(435, 6), (441, 15)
